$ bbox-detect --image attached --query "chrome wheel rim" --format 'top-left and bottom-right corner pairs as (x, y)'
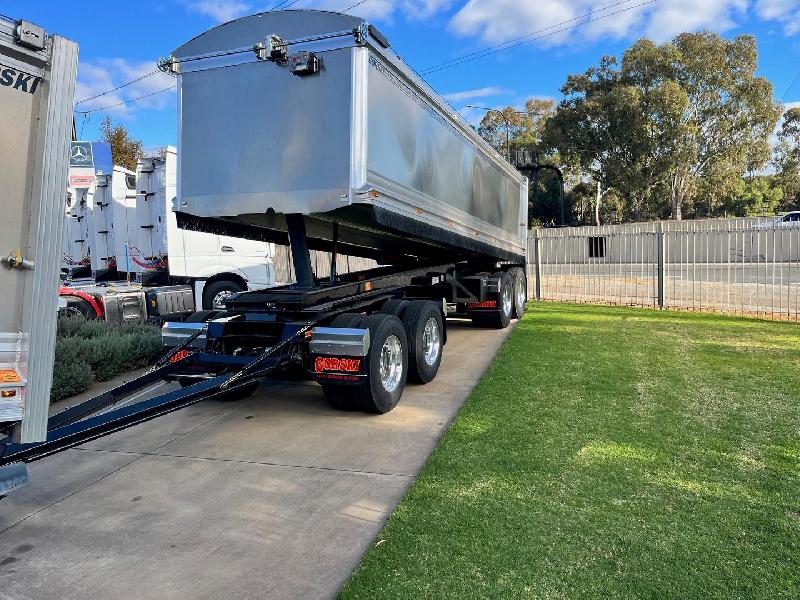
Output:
(502, 282), (513, 317)
(516, 275), (526, 311)
(212, 289), (235, 309)
(422, 317), (441, 366)
(379, 334), (403, 392)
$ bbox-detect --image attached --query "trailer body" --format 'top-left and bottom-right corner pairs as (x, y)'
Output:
(0, 16), (77, 443)
(170, 10), (527, 264)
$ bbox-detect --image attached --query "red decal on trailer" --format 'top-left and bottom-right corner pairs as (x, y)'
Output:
(467, 300), (497, 309)
(314, 357), (361, 373)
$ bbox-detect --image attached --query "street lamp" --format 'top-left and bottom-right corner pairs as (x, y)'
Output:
(466, 105), (566, 226)
(466, 104), (526, 162)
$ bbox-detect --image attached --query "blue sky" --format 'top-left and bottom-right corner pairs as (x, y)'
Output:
(5, 0), (799, 148)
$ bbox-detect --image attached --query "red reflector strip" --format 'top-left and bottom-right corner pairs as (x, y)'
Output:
(169, 349), (191, 363)
(1, 390), (16, 398)
(467, 300), (497, 309)
(314, 356), (361, 373)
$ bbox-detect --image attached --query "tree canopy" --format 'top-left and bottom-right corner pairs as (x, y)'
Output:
(477, 31), (788, 224)
(100, 115), (144, 172)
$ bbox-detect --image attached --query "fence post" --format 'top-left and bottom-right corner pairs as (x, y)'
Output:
(533, 231), (542, 300)
(656, 222), (665, 308)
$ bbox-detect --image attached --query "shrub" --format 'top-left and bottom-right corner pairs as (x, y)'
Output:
(51, 338), (93, 401)
(56, 314), (85, 339)
(51, 316), (163, 400)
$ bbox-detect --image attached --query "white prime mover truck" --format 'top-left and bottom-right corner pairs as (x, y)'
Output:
(60, 147), (279, 320)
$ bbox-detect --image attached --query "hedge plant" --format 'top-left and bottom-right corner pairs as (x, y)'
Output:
(51, 316), (163, 402)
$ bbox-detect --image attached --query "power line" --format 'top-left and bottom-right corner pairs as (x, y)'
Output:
(77, 0), (297, 105)
(269, 0), (301, 9)
(73, 85), (175, 114)
(782, 70), (800, 101)
(75, 69), (160, 105)
(343, 0), (369, 12)
(422, 0), (641, 74)
(71, 0), (364, 108)
(421, 0), (657, 75)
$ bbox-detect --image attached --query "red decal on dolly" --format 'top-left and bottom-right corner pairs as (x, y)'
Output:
(169, 350), (191, 363)
(314, 357), (361, 373)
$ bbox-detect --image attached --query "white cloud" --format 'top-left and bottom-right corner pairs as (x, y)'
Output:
(448, 0), (750, 47)
(273, 0), (450, 22)
(401, 0), (452, 19)
(75, 59), (175, 118)
(182, 0), (253, 23)
(442, 86), (505, 102)
(756, 0), (800, 34)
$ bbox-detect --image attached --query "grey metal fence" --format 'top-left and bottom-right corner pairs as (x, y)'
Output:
(527, 219), (800, 321)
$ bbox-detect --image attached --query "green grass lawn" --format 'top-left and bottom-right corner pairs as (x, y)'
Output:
(340, 303), (800, 599)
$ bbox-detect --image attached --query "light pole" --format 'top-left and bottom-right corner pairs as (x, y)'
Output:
(466, 104), (523, 162)
(466, 105), (566, 226)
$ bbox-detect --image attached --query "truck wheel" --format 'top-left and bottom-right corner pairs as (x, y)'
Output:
(217, 381), (260, 402)
(509, 267), (527, 319)
(183, 310), (221, 323)
(202, 280), (244, 310)
(379, 298), (409, 317)
(355, 314), (408, 413)
(401, 300), (444, 384)
(63, 298), (98, 320)
(470, 271), (513, 329)
(329, 313), (367, 328)
(322, 385), (359, 411)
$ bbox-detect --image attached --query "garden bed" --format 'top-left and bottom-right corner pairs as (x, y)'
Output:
(51, 316), (163, 402)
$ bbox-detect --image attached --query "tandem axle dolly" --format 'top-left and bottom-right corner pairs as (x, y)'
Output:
(1, 217), (527, 497)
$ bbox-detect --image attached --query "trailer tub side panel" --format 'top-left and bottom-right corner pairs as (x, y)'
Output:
(172, 10), (527, 263)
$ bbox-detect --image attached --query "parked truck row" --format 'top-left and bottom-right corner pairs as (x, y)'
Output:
(0, 10), (528, 495)
(58, 143), (378, 323)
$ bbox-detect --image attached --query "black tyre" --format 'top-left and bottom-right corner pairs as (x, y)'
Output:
(509, 267), (527, 319)
(217, 380), (260, 402)
(400, 300), (444, 384)
(322, 385), (359, 411)
(355, 314), (408, 413)
(470, 271), (513, 329)
(329, 313), (367, 328)
(183, 310), (221, 323)
(202, 280), (245, 310)
(379, 299), (409, 318)
(62, 297), (99, 320)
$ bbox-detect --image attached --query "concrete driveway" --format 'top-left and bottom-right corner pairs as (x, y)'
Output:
(0, 320), (515, 600)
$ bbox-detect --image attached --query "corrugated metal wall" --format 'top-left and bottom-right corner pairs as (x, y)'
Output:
(527, 218), (800, 321)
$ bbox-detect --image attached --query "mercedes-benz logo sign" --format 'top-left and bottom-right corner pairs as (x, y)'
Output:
(71, 146), (88, 159)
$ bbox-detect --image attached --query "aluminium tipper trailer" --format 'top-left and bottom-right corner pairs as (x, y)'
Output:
(0, 15), (77, 454)
(0, 10), (528, 496)
(168, 9), (528, 264)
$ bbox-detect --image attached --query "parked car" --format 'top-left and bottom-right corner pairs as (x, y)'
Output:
(754, 212), (800, 229)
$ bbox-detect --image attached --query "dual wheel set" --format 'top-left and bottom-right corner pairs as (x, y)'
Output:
(321, 266), (528, 414)
(321, 299), (443, 414)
